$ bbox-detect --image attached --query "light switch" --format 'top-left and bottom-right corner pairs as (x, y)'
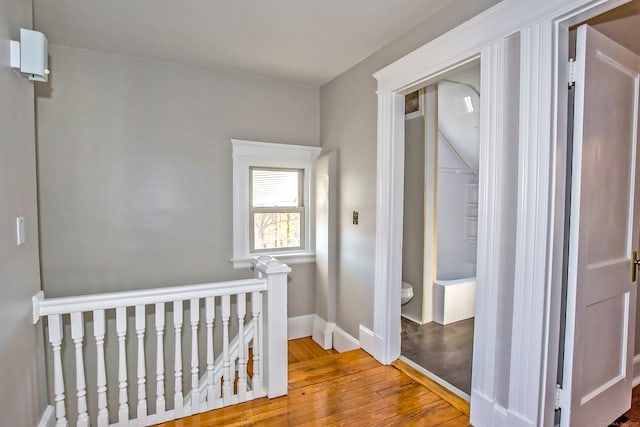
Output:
(16, 217), (25, 245)
(352, 211), (359, 225)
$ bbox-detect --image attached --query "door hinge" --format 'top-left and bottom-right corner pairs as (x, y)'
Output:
(555, 384), (564, 410)
(568, 58), (576, 89)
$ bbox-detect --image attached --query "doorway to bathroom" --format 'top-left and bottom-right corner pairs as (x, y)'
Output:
(400, 63), (480, 398)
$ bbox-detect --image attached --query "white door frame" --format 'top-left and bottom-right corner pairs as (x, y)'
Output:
(366, 0), (631, 426)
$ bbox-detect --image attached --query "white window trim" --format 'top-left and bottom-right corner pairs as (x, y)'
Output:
(231, 139), (321, 269)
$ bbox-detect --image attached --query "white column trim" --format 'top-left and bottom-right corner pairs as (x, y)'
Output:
(371, 1), (629, 426)
(372, 90), (405, 365)
(507, 22), (555, 427)
(312, 315), (335, 350)
(469, 40), (507, 425)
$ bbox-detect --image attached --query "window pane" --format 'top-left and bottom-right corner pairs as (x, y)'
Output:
(253, 212), (301, 250)
(251, 169), (301, 207)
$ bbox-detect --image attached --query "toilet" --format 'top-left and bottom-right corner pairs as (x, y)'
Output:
(401, 281), (414, 305)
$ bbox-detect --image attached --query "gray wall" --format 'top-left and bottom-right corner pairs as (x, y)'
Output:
(436, 139), (478, 281)
(401, 116), (425, 321)
(36, 44), (319, 318)
(0, 0), (48, 424)
(320, 0), (502, 338)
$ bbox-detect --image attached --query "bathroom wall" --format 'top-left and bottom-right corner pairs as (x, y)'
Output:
(401, 115), (425, 322)
(436, 69), (480, 281)
(436, 169), (478, 280)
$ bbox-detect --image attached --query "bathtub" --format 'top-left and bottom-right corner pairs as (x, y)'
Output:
(433, 277), (476, 325)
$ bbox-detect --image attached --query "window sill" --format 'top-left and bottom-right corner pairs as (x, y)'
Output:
(230, 252), (316, 269)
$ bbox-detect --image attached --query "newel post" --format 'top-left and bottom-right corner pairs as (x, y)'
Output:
(253, 256), (290, 398)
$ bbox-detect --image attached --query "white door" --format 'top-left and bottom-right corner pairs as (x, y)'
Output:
(562, 24), (640, 427)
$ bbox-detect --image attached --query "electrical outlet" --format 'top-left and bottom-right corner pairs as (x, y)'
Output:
(352, 211), (359, 225)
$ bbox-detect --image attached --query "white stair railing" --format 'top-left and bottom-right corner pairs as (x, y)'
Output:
(33, 256), (290, 427)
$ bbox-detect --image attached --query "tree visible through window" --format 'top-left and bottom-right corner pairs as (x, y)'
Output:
(250, 168), (304, 251)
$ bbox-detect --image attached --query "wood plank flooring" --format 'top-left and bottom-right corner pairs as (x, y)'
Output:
(154, 337), (470, 426)
(401, 317), (474, 395)
(616, 385), (640, 426)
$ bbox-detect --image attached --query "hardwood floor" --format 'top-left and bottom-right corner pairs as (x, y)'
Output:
(154, 337), (469, 426)
(617, 385), (640, 426)
(401, 317), (474, 395)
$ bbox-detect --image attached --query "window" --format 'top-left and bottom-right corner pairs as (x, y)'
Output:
(232, 139), (320, 268)
(250, 167), (304, 251)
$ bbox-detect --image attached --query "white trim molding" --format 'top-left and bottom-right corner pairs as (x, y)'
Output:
(288, 314), (315, 340)
(506, 21), (555, 427)
(358, 324), (376, 356)
(372, 90), (405, 366)
(469, 37), (516, 427)
(373, 16), (519, 427)
(332, 326), (359, 353)
(471, 391), (510, 427)
(312, 315), (335, 350)
(231, 139), (321, 269)
(372, 0), (633, 426)
(310, 315), (360, 352)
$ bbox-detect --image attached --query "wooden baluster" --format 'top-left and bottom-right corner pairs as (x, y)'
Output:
(155, 302), (166, 422)
(251, 291), (262, 396)
(116, 307), (129, 426)
(237, 293), (247, 402)
(205, 296), (215, 409)
(222, 294), (232, 405)
(49, 314), (68, 427)
(94, 309), (109, 427)
(135, 305), (147, 425)
(190, 298), (200, 414)
(70, 312), (89, 427)
(173, 300), (183, 418)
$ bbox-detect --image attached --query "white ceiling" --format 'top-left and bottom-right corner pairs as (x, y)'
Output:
(33, 0), (458, 85)
(437, 65), (481, 171)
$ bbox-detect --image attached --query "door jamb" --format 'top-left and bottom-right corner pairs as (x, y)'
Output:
(369, 1), (632, 426)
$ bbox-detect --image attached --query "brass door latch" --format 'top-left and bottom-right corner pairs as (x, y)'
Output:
(633, 251), (640, 282)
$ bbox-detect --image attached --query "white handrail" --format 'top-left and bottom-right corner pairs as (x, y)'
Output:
(33, 278), (267, 322)
(34, 255), (291, 427)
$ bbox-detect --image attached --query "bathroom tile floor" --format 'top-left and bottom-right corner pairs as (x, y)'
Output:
(401, 317), (474, 395)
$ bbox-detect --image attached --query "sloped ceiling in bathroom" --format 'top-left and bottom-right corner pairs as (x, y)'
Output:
(437, 65), (481, 171)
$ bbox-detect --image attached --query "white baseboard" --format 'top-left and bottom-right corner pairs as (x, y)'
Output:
(358, 324), (376, 356)
(470, 390), (509, 427)
(288, 314), (315, 340)
(358, 324), (390, 363)
(312, 315), (334, 350)
(633, 354), (640, 387)
(332, 326), (359, 353)
(37, 405), (55, 427)
(505, 409), (535, 427)
(400, 312), (424, 325)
